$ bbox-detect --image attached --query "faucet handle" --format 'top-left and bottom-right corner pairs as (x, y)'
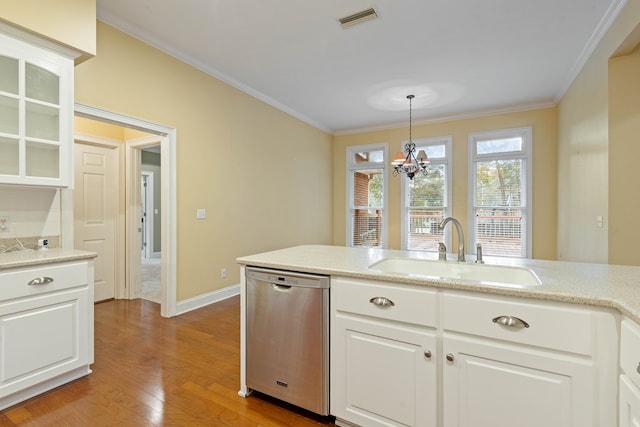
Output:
(438, 242), (447, 261)
(475, 243), (485, 264)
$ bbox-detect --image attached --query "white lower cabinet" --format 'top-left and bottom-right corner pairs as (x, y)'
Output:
(331, 277), (437, 427)
(442, 334), (593, 427)
(441, 291), (617, 427)
(333, 314), (437, 427)
(620, 376), (640, 427)
(0, 260), (94, 410)
(620, 319), (640, 427)
(331, 277), (618, 427)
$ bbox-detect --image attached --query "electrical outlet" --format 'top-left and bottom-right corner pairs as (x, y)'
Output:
(0, 217), (9, 232)
(221, 268), (227, 279)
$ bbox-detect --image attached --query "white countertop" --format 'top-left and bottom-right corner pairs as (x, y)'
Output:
(237, 245), (640, 323)
(0, 248), (97, 270)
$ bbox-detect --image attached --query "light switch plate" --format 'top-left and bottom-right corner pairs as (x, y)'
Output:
(196, 209), (206, 219)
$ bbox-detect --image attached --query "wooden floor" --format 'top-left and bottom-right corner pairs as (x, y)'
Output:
(0, 297), (336, 426)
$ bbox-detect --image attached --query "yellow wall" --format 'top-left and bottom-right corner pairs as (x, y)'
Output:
(74, 22), (333, 301)
(557, 0), (640, 264)
(333, 107), (558, 260)
(609, 42), (640, 265)
(0, 0), (96, 62)
(75, 116), (126, 140)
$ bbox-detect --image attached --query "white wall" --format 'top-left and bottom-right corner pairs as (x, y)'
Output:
(0, 187), (61, 240)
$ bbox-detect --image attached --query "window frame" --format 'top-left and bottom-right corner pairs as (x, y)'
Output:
(346, 143), (388, 248)
(400, 136), (453, 251)
(468, 127), (532, 258)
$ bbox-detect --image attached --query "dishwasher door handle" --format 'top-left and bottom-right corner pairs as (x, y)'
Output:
(271, 283), (292, 292)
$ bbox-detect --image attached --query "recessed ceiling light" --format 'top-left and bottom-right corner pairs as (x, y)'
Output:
(338, 8), (378, 29)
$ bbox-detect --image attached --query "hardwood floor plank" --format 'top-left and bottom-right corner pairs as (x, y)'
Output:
(0, 297), (335, 426)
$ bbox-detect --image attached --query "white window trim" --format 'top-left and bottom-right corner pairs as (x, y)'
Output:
(400, 136), (453, 251)
(346, 143), (389, 248)
(467, 127), (532, 258)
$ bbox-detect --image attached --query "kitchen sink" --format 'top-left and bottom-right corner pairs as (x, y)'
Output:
(368, 257), (542, 288)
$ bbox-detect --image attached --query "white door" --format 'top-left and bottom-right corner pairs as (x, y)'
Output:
(74, 143), (118, 301)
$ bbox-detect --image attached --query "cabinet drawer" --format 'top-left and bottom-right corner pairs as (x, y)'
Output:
(333, 277), (437, 327)
(0, 262), (88, 301)
(442, 292), (593, 355)
(621, 319), (640, 390)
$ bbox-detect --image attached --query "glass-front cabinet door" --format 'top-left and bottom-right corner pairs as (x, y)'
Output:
(0, 31), (73, 187)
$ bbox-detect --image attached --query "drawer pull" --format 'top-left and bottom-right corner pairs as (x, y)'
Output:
(492, 315), (530, 329)
(446, 353), (455, 362)
(424, 350), (432, 359)
(369, 296), (395, 308)
(28, 277), (54, 286)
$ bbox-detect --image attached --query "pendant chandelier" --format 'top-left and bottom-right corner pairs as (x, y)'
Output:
(391, 95), (429, 179)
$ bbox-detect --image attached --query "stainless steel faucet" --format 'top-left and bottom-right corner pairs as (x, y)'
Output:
(438, 217), (465, 262)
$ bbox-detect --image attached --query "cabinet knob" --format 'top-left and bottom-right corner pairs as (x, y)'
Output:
(636, 362), (640, 375)
(28, 277), (54, 286)
(492, 315), (530, 329)
(424, 350), (432, 359)
(369, 296), (395, 308)
(446, 353), (455, 362)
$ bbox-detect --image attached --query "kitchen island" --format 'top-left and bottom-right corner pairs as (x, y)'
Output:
(0, 248), (96, 410)
(237, 245), (640, 427)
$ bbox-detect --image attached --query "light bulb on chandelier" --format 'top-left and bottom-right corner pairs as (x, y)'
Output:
(391, 94), (429, 179)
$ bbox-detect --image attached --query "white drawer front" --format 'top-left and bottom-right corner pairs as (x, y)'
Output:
(333, 277), (437, 327)
(621, 319), (640, 390)
(442, 292), (593, 355)
(0, 262), (88, 301)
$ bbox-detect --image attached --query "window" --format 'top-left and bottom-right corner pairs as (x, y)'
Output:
(401, 137), (452, 251)
(469, 127), (532, 258)
(347, 144), (387, 247)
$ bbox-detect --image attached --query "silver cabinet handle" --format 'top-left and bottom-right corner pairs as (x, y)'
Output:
(446, 353), (455, 362)
(424, 350), (432, 359)
(28, 277), (54, 286)
(636, 362), (640, 375)
(492, 315), (530, 329)
(369, 296), (395, 308)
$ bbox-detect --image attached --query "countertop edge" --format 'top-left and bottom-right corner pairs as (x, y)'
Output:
(237, 245), (640, 324)
(0, 249), (98, 270)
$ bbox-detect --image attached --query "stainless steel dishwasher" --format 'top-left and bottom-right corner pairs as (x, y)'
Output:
(245, 267), (330, 416)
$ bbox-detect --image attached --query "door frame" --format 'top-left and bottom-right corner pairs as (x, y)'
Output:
(74, 103), (177, 318)
(141, 171), (154, 260)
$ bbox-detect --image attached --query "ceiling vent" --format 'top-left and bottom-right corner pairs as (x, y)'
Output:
(338, 8), (378, 29)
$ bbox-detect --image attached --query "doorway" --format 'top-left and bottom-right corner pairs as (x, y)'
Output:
(74, 103), (177, 318)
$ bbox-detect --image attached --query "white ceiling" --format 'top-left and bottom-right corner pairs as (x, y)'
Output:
(96, 0), (624, 134)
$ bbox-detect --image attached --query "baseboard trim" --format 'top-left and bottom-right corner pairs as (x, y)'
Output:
(175, 284), (240, 316)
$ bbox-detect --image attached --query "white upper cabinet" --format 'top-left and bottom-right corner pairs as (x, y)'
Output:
(0, 30), (73, 187)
